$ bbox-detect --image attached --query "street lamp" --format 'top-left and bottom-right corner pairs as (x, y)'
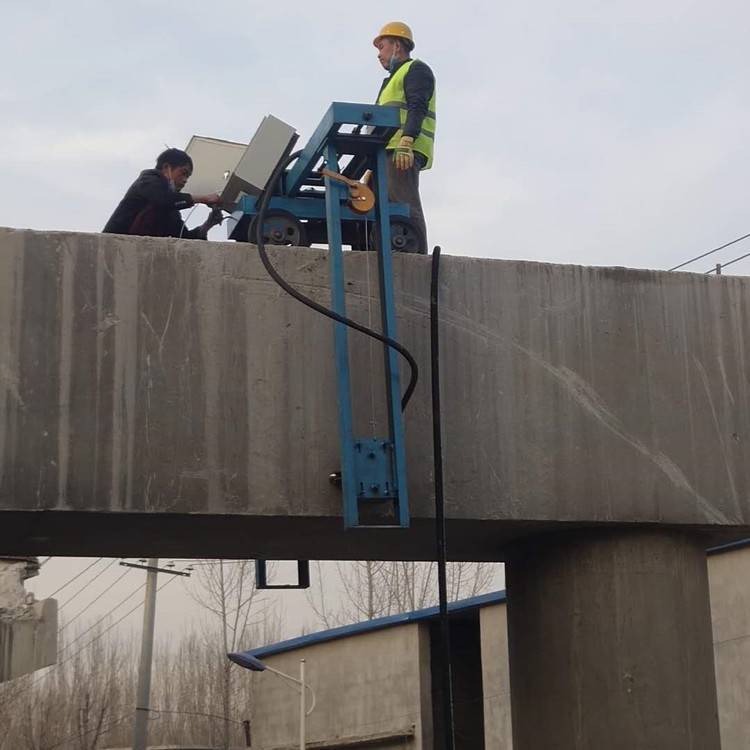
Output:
(228, 652), (316, 750)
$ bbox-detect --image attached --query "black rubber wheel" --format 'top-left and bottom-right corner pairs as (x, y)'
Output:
(248, 209), (309, 247)
(370, 217), (426, 254)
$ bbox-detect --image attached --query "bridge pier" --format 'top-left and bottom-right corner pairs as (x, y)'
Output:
(505, 529), (721, 750)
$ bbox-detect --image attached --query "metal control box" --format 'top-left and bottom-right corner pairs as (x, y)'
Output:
(186, 115), (297, 209)
(184, 135), (247, 198)
(224, 115), (298, 203)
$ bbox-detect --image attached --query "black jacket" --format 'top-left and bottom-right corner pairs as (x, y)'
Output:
(103, 169), (203, 238)
(377, 58), (435, 139)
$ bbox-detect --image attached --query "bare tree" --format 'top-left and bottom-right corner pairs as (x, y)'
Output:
(307, 560), (501, 628)
(188, 560), (279, 750)
(0, 597), (279, 750)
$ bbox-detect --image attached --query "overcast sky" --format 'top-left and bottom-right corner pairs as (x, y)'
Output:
(2, 0), (750, 271)
(4, 1), (750, 646)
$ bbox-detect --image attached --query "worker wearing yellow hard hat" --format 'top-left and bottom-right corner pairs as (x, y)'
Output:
(373, 22), (436, 253)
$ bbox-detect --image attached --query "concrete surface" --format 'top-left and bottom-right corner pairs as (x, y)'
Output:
(707, 543), (750, 748)
(505, 529), (721, 750)
(245, 623), (431, 750)
(0, 560), (57, 681)
(479, 605), (512, 749)
(1, 227), (750, 559)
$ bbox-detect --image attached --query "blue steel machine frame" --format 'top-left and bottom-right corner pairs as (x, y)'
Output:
(234, 103), (414, 533)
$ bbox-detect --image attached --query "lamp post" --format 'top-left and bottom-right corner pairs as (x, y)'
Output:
(228, 652), (316, 750)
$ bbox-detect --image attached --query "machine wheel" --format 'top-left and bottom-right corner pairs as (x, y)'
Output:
(370, 218), (425, 254)
(248, 210), (309, 247)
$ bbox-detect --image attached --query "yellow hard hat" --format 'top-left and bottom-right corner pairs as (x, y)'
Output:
(373, 21), (415, 49)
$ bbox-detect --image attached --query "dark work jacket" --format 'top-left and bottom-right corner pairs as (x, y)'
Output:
(103, 169), (204, 239)
(377, 58), (435, 140)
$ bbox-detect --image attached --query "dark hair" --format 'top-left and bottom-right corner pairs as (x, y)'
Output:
(385, 35), (414, 52)
(155, 148), (193, 171)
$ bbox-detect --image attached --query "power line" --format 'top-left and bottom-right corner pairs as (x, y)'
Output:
(47, 558), (104, 598)
(59, 575), (178, 667)
(58, 567), (132, 633)
(40, 712), (132, 750)
(39, 556), (53, 567)
(0, 574), (146, 712)
(148, 706), (246, 726)
(58, 558), (119, 611)
(174, 559), (256, 567)
(0, 573), (181, 713)
(59, 578), (147, 655)
(668, 231), (750, 272)
(705, 250), (750, 275)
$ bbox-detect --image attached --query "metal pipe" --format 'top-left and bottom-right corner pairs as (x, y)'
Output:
(300, 659), (306, 750)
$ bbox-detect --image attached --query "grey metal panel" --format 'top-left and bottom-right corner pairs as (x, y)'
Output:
(184, 135), (247, 198)
(223, 114), (298, 201)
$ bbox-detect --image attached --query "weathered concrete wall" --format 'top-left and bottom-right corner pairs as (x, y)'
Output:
(479, 605), (512, 749)
(708, 544), (750, 749)
(0, 597), (57, 682)
(246, 623), (431, 749)
(1, 227), (750, 559)
(0, 558), (57, 682)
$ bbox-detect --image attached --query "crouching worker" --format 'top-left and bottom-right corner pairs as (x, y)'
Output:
(103, 148), (223, 239)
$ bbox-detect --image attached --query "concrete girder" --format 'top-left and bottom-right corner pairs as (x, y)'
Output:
(0, 227), (748, 559)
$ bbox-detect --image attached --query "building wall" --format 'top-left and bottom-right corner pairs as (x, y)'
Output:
(708, 545), (750, 749)
(249, 623), (432, 749)
(479, 605), (512, 749)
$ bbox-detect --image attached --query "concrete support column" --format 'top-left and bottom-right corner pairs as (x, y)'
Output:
(505, 529), (721, 750)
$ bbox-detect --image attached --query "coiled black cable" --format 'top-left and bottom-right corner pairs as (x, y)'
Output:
(253, 150), (419, 411)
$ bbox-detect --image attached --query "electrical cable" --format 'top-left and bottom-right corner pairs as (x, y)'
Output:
(254, 150), (419, 411)
(56, 575), (178, 671)
(148, 707), (246, 726)
(430, 245), (456, 750)
(58, 566), (132, 633)
(58, 578), (146, 654)
(705, 250), (750, 274)
(47, 558), (104, 598)
(0, 576), (178, 714)
(58, 558), (119, 611)
(39, 712), (132, 750)
(668, 231), (750, 271)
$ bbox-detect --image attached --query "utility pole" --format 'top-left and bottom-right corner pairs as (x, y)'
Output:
(132, 557), (158, 750)
(125, 558), (191, 750)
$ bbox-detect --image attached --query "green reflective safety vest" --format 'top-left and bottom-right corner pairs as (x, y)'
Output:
(376, 59), (436, 170)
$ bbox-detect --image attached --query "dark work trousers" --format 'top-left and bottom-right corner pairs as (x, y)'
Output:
(386, 155), (428, 254)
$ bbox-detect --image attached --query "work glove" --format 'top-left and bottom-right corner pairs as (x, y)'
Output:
(393, 136), (415, 171)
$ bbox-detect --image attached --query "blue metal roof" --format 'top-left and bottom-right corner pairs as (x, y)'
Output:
(707, 537), (750, 555)
(235, 590), (507, 661)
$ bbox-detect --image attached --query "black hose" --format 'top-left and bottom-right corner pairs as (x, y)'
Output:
(254, 150), (419, 411)
(430, 245), (455, 750)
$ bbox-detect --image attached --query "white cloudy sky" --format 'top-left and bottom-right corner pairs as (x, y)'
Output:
(2, 0), (750, 271)
(4, 0), (750, 645)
